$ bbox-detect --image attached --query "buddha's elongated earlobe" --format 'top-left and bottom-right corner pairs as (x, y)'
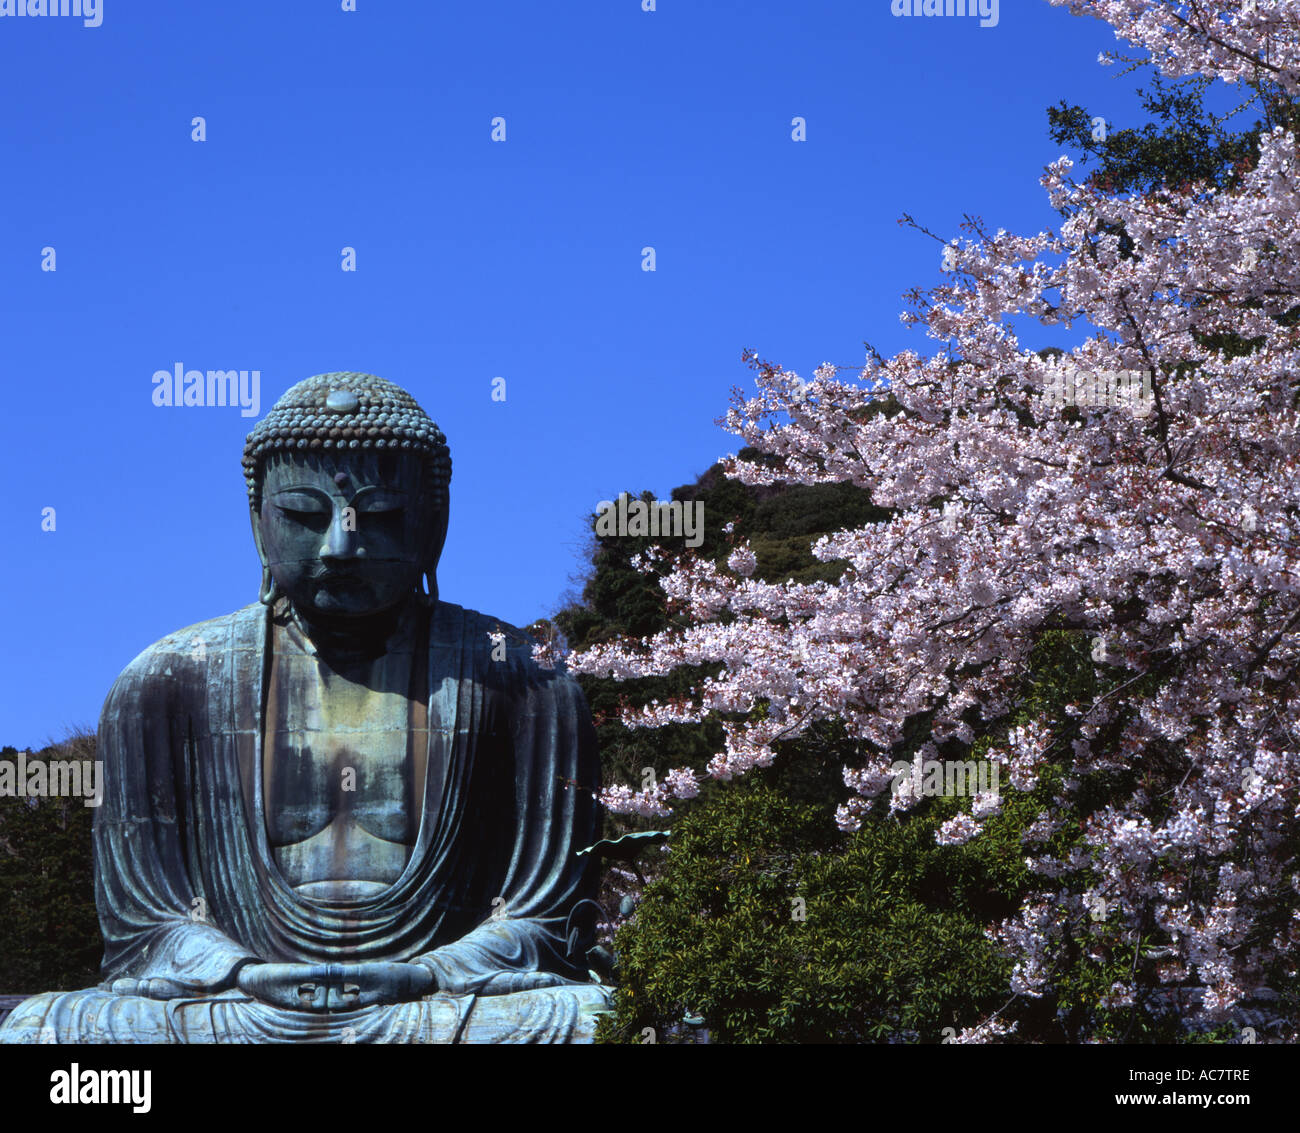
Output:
(259, 563), (280, 606)
(417, 490), (448, 608)
(250, 504), (279, 606)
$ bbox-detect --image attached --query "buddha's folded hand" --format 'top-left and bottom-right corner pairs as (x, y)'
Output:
(236, 961), (437, 1012)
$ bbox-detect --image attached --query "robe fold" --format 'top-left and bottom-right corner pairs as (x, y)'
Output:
(0, 599), (613, 1043)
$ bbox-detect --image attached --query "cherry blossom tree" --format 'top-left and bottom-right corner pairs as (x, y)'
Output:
(557, 1), (1300, 1038)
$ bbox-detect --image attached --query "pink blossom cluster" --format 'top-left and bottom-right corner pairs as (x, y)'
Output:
(567, 1), (1300, 1036)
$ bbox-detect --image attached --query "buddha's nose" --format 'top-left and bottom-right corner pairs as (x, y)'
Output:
(320, 507), (362, 561)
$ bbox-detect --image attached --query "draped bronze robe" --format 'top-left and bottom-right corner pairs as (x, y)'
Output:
(0, 600), (612, 1043)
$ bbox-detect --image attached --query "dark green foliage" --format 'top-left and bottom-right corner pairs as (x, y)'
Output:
(1046, 73), (1291, 198)
(0, 732), (101, 994)
(598, 781), (1011, 1044)
(749, 481), (888, 584)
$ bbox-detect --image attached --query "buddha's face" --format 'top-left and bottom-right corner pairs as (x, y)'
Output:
(253, 449), (442, 621)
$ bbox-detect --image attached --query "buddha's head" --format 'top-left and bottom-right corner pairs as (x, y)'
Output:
(243, 373), (451, 622)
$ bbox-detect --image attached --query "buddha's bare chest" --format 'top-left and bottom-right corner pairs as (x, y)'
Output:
(263, 637), (421, 894)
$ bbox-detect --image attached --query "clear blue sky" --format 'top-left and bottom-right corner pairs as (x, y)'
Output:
(3, 0), (1164, 748)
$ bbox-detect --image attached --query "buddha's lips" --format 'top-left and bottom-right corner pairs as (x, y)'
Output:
(312, 562), (405, 577)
